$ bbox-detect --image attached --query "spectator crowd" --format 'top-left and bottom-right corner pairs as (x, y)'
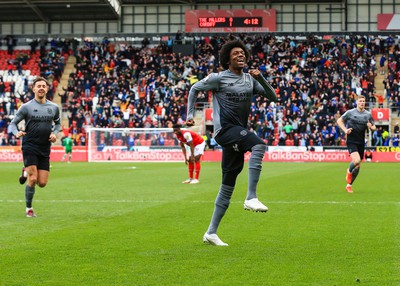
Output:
(1, 33), (400, 148)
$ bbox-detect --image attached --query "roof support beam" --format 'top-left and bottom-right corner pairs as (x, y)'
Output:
(105, 0), (121, 16)
(24, 0), (48, 22)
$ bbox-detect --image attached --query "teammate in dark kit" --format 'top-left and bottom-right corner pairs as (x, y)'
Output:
(8, 77), (61, 217)
(337, 95), (376, 193)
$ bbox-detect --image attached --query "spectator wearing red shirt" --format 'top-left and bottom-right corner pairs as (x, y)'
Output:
(374, 93), (385, 108)
(7, 61), (14, 76)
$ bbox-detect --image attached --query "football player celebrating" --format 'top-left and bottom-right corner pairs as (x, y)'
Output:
(186, 39), (276, 246)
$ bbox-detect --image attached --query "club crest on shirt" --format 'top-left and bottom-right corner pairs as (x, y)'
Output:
(245, 75), (251, 87)
(47, 108), (52, 115)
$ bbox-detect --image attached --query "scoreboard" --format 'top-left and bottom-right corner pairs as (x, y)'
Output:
(198, 17), (263, 28)
(185, 9), (276, 33)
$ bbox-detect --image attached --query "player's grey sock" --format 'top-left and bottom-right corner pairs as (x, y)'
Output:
(246, 144), (266, 200)
(207, 184), (234, 234)
(25, 185), (35, 208)
(351, 167), (360, 184)
(349, 162), (356, 172)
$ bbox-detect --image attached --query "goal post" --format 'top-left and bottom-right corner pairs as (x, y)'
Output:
(87, 127), (201, 162)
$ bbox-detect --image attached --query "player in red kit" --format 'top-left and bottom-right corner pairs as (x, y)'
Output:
(173, 124), (206, 184)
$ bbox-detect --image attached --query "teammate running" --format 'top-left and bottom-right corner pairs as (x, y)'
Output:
(337, 94), (376, 193)
(8, 77), (61, 217)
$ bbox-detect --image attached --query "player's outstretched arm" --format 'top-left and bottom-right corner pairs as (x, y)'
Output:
(187, 73), (219, 123)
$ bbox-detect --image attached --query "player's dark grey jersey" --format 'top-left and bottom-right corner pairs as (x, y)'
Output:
(187, 70), (276, 136)
(341, 108), (374, 144)
(8, 99), (61, 155)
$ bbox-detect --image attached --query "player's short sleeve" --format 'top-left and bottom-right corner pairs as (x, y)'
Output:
(340, 110), (350, 123)
(54, 106), (60, 122)
(183, 132), (193, 142)
(368, 113), (375, 125)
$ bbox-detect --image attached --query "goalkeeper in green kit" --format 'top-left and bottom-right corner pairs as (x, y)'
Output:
(62, 133), (74, 163)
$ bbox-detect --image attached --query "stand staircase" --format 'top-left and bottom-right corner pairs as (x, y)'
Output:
(374, 55), (400, 135)
(53, 56), (76, 129)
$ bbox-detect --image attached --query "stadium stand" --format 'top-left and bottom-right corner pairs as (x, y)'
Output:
(1, 34), (399, 147)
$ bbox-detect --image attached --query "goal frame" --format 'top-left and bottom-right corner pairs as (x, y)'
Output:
(87, 127), (198, 162)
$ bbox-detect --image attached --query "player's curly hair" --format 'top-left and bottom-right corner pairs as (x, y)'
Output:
(219, 40), (249, 70)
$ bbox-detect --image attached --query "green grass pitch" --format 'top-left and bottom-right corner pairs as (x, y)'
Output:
(0, 161), (399, 285)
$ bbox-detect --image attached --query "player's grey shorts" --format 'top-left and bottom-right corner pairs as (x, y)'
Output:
(23, 151), (50, 171)
(215, 125), (265, 173)
(347, 142), (365, 159)
(215, 125), (265, 152)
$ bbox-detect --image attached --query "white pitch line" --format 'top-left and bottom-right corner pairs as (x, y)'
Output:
(1, 199), (400, 205)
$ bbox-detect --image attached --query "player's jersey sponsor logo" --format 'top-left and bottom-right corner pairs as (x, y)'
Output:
(226, 92), (252, 103)
(31, 115), (53, 122)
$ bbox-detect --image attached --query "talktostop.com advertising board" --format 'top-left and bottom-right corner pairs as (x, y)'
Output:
(1, 146), (399, 163)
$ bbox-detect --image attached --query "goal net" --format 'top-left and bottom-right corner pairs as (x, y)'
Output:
(87, 127), (201, 162)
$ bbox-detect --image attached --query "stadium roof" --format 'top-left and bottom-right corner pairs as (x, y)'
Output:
(0, 0), (343, 23)
(0, 0), (120, 22)
(122, 0), (342, 3)
(121, 0), (343, 4)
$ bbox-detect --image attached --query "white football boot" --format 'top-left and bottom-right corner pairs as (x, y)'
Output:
(203, 232), (228, 246)
(244, 198), (269, 212)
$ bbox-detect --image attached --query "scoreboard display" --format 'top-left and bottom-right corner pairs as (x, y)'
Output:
(198, 17), (263, 28)
(186, 9), (276, 33)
